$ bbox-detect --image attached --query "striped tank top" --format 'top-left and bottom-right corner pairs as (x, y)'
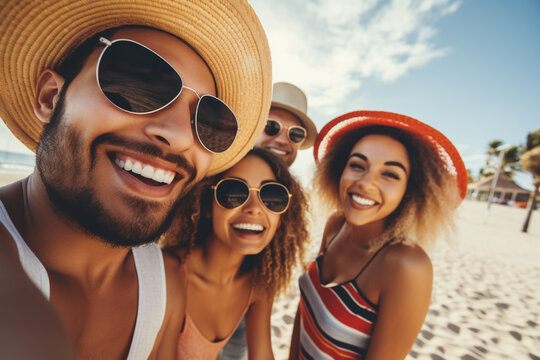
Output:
(298, 242), (389, 359)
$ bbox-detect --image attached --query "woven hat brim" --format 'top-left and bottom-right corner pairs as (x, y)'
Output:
(314, 111), (468, 200)
(271, 101), (317, 149)
(0, 0), (272, 176)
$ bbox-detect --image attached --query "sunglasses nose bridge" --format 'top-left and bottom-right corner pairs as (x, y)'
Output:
(239, 188), (265, 213)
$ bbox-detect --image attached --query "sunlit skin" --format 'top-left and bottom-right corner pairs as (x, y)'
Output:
(339, 134), (410, 234)
(254, 108), (304, 166)
(35, 27), (215, 245)
(210, 154), (281, 257)
(184, 155), (280, 358)
(0, 27), (217, 359)
(289, 134), (434, 360)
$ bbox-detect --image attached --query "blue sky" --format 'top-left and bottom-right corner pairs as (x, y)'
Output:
(1, 0), (539, 189)
(248, 0), (540, 189)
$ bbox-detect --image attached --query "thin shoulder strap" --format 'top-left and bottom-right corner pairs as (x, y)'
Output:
(354, 239), (394, 280)
(126, 243), (167, 360)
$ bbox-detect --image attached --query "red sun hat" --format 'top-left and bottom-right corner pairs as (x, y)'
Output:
(314, 110), (468, 200)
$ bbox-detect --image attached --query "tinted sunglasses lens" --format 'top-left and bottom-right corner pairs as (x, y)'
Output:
(289, 127), (306, 143)
(264, 120), (281, 136)
(260, 184), (289, 213)
(216, 179), (249, 209)
(196, 95), (238, 153)
(98, 41), (181, 113)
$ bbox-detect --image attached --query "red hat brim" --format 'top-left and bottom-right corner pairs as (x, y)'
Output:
(314, 111), (468, 200)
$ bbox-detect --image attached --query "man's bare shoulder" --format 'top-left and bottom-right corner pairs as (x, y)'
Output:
(0, 178), (25, 211)
(0, 179), (26, 257)
(0, 179), (26, 249)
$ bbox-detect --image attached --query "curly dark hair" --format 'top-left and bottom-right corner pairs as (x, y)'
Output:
(162, 148), (309, 296)
(314, 125), (459, 249)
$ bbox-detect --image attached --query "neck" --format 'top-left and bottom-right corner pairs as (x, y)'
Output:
(191, 234), (246, 286)
(340, 218), (385, 249)
(21, 171), (132, 280)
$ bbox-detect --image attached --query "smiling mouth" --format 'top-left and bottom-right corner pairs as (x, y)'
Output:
(267, 147), (288, 156)
(232, 223), (265, 235)
(351, 194), (378, 206)
(111, 155), (177, 186)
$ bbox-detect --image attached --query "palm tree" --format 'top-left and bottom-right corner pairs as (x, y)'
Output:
(520, 139), (540, 233)
(485, 140), (520, 178)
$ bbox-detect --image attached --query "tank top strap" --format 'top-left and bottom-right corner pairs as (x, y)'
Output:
(0, 200), (50, 299)
(354, 239), (394, 280)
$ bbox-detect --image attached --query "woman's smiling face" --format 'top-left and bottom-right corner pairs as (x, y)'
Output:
(339, 134), (410, 229)
(210, 154), (281, 255)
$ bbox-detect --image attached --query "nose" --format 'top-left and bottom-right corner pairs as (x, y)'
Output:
(142, 92), (198, 153)
(242, 190), (264, 215)
(273, 128), (291, 146)
(356, 171), (376, 190)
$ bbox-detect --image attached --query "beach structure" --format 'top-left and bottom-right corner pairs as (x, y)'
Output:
(467, 174), (531, 207)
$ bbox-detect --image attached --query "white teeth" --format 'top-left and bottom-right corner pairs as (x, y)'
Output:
(269, 148), (287, 156)
(124, 159), (133, 171)
(141, 165), (154, 179)
(232, 223), (264, 232)
(114, 157), (176, 184)
(351, 194), (376, 206)
(152, 169), (165, 183)
(132, 162), (142, 174)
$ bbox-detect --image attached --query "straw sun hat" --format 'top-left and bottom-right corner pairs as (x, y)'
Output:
(314, 111), (468, 200)
(0, 0), (272, 175)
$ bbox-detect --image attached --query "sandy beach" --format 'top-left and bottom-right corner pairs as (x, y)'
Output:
(271, 199), (540, 359)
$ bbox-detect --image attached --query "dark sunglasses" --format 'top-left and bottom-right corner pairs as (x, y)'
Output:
(96, 37), (238, 153)
(212, 178), (292, 214)
(264, 119), (306, 144)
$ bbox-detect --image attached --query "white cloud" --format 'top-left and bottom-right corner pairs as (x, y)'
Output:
(250, 0), (460, 116)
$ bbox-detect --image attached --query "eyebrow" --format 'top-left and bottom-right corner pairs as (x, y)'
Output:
(350, 153), (408, 174)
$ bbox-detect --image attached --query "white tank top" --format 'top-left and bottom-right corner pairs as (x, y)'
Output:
(0, 201), (166, 360)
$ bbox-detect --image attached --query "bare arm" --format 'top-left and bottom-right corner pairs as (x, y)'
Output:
(0, 226), (75, 359)
(245, 292), (275, 360)
(365, 247), (433, 360)
(288, 304), (301, 360)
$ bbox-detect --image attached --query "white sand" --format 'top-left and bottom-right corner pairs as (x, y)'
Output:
(271, 200), (540, 359)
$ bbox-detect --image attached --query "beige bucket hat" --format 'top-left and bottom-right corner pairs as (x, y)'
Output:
(271, 82), (317, 149)
(0, 0), (272, 175)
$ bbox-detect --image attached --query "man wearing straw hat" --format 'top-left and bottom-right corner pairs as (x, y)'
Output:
(219, 82), (317, 360)
(0, 0), (271, 358)
(254, 82), (317, 167)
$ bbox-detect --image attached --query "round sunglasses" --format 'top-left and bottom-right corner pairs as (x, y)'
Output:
(212, 178), (292, 214)
(96, 37), (238, 153)
(264, 119), (306, 144)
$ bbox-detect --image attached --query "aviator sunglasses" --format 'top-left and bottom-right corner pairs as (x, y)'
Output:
(96, 37), (238, 153)
(212, 178), (292, 214)
(264, 119), (306, 144)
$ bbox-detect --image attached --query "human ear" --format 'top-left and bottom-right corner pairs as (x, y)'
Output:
(33, 70), (65, 124)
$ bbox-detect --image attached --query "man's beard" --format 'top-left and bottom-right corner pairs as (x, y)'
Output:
(35, 91), (196, 247)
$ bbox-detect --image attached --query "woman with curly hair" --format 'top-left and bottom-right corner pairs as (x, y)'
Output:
(164, 148), (308, 359)
(289, 111), (468, 360)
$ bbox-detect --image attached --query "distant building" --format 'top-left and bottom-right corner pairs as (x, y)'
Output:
(467, 174), (531, 207)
